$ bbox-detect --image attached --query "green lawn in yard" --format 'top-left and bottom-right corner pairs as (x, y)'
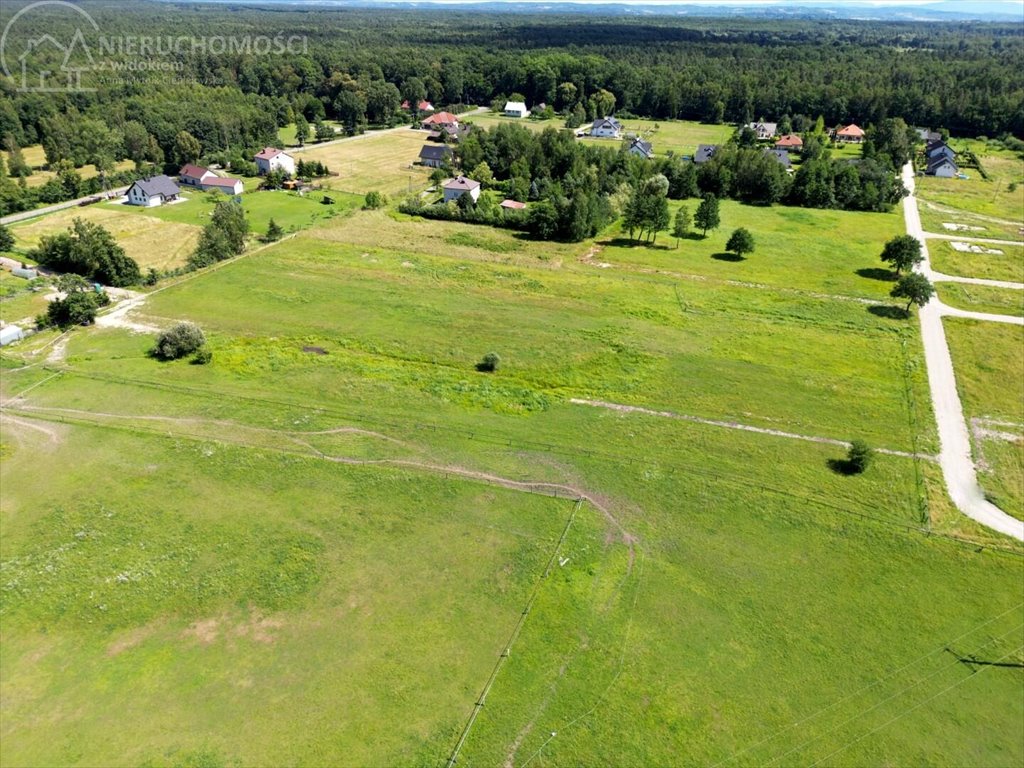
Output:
(929, 240), (1024, 284)
(937, 282), (1024, 318)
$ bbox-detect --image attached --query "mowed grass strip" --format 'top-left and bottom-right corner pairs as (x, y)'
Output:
(0, 421), (572, 768)
(936, 282), (1024, 318)
(929, 240), (1024, 284)
(12, 204), (202, 271)
(293, 129), (435, 196)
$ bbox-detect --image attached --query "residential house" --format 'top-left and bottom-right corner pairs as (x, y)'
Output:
(627, 137), (654, 159)
(418, 144), (453, 168)
(775, 134), (803, 152)
(764, 148), (793, 170)
(747, 122), (778, 140)
(428, 124), (471, 143)
(254, 147), (296, 176)
(916, 128), (942, 143)
(591, 116), (622, 139)
(504, 101), (530, 118)
(125, 175), (181, 207)
(500, 199), (526, 210)
(421, 111), (460, 132)
(926, 141), (957, 164)
(178, 164), (243, 194)
(926, 156), (959, 178)
(442, 176), (481, 204)
(694, 144), (719, 164)
(402, 99), (434, 112)
(835, 124), (866, 143)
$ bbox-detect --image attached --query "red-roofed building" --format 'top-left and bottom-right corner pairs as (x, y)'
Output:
(835, 124), (865, 143)
(178, 164), (244, 194)
(421, 111), (460, 132)
(442, 176), (480, 204)
(254, 147), (296, 176)
(500, 199), (526, 210)
(402, 99), (434, 112)
(775, 134), (804, 152)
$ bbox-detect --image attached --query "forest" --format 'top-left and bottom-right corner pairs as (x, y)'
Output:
(0, 0), (1021, 217)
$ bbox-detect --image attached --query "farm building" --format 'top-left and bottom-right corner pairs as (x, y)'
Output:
(628, 137), (654, 159)
(442, 176), (481, 204)
(178, 164), (244, 194)
(747, 121), (778, 140)
(125, 175), (181, 207)
(775, 134), (803, 152)
(421, 112), (460, 132)
(418, 145), (453, 168)
(0, 324), (25, 346)
(591, 116), (622, 138)
(835, 124), (866, 143)
(254, 147), (296, 176)
(500, 199), (526, 210)
(503, 101), (530, 118)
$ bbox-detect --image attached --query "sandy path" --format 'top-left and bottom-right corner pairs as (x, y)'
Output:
(902, 162), (1024, 541)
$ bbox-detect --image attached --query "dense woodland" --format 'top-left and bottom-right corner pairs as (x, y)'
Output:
(1, 1), (1021, 218)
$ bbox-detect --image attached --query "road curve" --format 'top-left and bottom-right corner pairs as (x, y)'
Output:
(902, 162), (1024, 541)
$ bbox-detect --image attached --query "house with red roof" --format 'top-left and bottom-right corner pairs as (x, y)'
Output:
(775, 134), (804, 152)
(178, 164), (244, 195)
(254, 147), (296, 176)
(835, 124), (866, 143)
(421, 111), (460, 132)
(442, 176), (480, 204)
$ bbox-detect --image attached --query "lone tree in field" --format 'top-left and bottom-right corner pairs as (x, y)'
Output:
(672, 205), (691, 248)
(726, 228), (755, 258)
(294, 115), (309, 146)
(891, 273), (935, 313)
(847, 440), (873, 474)
(152, 322), (206, 360)
(880, 234), (923, 275)
(694, 194), (721, 237)
(265, 218), (284, 242)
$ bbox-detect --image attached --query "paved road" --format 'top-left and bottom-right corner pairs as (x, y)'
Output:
(902, 162), (1024, 541)
(0, 187), (129, 227)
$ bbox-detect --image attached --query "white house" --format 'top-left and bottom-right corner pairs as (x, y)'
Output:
(125, 175), (181, 207)
(591, 116), (622, 138)
(627, 137), (654, 159)
(254, 147), (296, 176)
(178, 164), (244, 194)
(442, 176), (481, 204)
(927, 156), (959, 178)
(746, 121), (778, 140)
(504, 101), (530, 118)
(0, 324), (26, 347)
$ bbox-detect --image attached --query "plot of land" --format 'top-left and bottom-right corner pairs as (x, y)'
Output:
(293, 129), (435, 196)
(579, 117), (736, 156)
(929, 239), (1024, 283)
(11, 205), (202, 272)
(916, 140), (1024, 224)
(936, 282), (1024, 318)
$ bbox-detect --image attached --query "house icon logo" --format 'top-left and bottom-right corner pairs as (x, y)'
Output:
(1, 1), (100, 92)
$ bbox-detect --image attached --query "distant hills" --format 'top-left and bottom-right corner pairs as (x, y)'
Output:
(172, 0), (1024, 22)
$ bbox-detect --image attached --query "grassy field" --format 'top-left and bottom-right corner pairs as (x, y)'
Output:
(916, 140), (1024, 224)
(14, 144), (135, 188)
(929, 240), (1024, 283)
(292, 129), (435, 196)
(277, 119), (344, 147)
(918, 201), (1023, 241)
(581, 118), (736, 156)
(945, 318), (1024, 519)
(0, 270), (50, 325)
(936, 282), (1024, 317)
(11, 205), (203, 272)
(2, 190), (1023, 766)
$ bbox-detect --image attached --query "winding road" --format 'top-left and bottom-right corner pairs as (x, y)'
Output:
(902, 162), (1024, 541)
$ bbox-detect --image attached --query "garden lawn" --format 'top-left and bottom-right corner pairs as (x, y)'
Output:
(292, 129), (435, 196)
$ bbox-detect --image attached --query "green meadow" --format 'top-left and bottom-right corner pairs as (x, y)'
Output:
(929, 240), (1024, 284)
(3, 158), (1023, 766)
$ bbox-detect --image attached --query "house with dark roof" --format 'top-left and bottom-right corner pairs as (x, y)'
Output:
(627, 137), (654, 159)
(126, 175), (181, 207)
(442, 176), (481, 204)
(694, 144), (719, 164)
(418, 144), (453, 168)
(765, 148), (793, 170)
(591, 116), (622, 139)
(926, 141), (957, 164)
(926, 156), (958, 178)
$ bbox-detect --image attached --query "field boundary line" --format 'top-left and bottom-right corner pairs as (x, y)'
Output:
(569, 397), (934, 461)
(446, 497), (585, 768)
